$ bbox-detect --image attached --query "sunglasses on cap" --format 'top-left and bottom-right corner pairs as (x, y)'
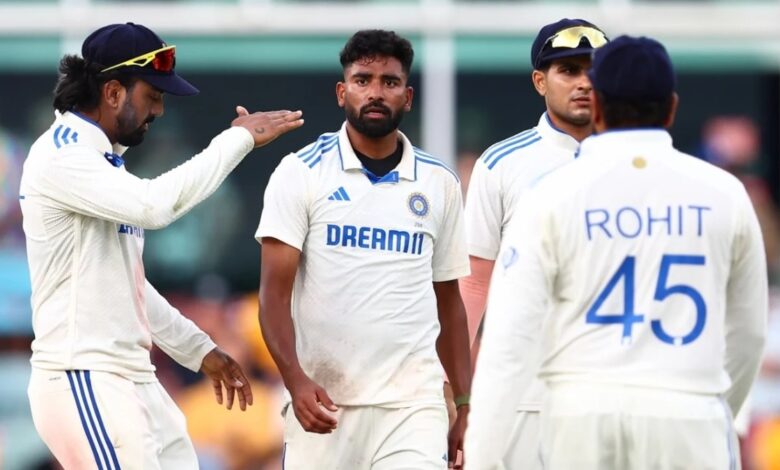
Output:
(100, 45), (176, 73)
(543, 26), (608, 50)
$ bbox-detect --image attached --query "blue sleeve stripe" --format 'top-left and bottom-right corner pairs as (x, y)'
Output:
(52, 125), (63, 149)
(480, 129), (536, 163)
(303, 137), (338, 168)
(415, 154), (460, 182)
(487, 136), (542, 170)
(483, 130), (538, 166)
(297, 133), (338, 161)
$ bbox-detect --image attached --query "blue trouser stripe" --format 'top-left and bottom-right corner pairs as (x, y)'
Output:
(74, 371), (112, 469)
(85, 371), (121, 469)
(67, 371), (103, 469)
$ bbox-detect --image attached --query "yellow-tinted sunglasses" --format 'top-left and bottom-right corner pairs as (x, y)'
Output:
(544, 26), (608, 50)
(100, 45), (176, 73)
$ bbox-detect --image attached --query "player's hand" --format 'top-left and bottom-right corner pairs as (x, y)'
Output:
(231, 106), (304, 148)
(200, 347), (254, 411)
(287, 371), (338, 434)
(447, 405), (468, 469)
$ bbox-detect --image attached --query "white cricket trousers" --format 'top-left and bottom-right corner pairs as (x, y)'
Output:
(540, 382), (740, 470)
(28, 368), (198, 469)
(501, 410), (543, 470)
(282, 403), (449, 470)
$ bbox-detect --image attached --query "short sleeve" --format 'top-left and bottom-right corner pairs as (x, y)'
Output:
(464, 157), (503, 260)
(255, 154), (311, 250)
(432, 176), (470, 282)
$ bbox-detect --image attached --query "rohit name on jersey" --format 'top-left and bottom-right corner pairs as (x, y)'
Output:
(585, 204), (711, 241)
(326, 224), (425, 255)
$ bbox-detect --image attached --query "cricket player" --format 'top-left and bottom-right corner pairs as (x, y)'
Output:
(460, 18), (607, 468)
(466, 35), (767, 469)
(257, 30), (472, 469)
(21, 22), (303, 469)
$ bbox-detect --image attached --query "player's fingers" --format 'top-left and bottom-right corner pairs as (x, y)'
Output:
(225, 385), (236, 410)
(211, 378), (223, 405)
(235, 105), (249, 117)
(447, 435), (459, 467)
(315, 388), (338, 412)
(294, 404), (334, 434)
(304, 397), (337, 428)
(230, 364), (254, 408)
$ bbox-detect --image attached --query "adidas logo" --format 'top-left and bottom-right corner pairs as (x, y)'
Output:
(328, 187), (351, 201)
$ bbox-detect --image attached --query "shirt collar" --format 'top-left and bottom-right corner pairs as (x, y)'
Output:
(337, 122), (417, 181)
(578, 128), (673, 159)
(535, 112), (580, 154)
(58, 110), (129, 158)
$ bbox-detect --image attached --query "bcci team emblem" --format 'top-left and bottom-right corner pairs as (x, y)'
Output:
(408, 193), (429, 218)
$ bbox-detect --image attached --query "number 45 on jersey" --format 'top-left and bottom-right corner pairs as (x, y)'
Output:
(586, 255), (706, 346)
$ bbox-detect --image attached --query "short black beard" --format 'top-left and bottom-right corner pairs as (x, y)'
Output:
(346, 104), (404, 138)
(115, 98), (150, 147)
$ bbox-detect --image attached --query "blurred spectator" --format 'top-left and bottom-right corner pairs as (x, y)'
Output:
(700, 115), (780, 281)
(457, 149), (480, 196)
(161, 293), (285, 470)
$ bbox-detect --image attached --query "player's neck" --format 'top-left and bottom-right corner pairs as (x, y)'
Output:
(75, 106), (118, 144)
(547, 113), (593, 143)
(345, 124), (400, 160)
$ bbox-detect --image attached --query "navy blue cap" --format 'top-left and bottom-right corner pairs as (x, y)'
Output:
(531, 18), (605, 69)
(82, 22), (198, 96)
(588, 35), (676, 101)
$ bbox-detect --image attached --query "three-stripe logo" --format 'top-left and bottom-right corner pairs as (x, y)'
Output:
(328, 187), (351, 201)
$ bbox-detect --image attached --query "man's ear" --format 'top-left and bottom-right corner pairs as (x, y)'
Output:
(103, 80), (126, 109)
(404, 86), (414, 112)
(531, 69), (547, 97)
(664, 93), (680, 129)
(336, 81), (346, 108)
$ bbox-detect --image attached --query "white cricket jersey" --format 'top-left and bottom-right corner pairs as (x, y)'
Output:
(256, 122), (470, 406)
(466, 129), (767, 468)
(20, 110), (255, 382)
(465, 112), (578, 261)
(464, 112), (578, 411)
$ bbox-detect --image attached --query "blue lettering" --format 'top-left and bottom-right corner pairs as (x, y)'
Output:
(327, 224), (340, 245)
(342, 225), (357, 247)
(372, 228), (386, 250)
(615, 207), (642, 238)
(388, 230), (410, 253)
(585, 209), (611, 241)
(647, 206), (671, 236)
(689, 205), (711, 236)
(677, 205), (683, 235)
(325, 225), (425, 255)
(358, 226), (371, 248)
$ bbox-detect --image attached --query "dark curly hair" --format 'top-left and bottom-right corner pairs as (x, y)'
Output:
(339, 30), (414, 76)
(53, 55), (138, 113)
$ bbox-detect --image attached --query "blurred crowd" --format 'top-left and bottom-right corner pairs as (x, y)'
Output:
(2, 114), (780, 469)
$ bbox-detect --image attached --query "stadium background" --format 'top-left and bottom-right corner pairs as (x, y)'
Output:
(1, 0), (780, 468)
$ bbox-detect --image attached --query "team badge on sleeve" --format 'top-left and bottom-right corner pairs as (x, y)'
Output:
(408, 193), (430, 218)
